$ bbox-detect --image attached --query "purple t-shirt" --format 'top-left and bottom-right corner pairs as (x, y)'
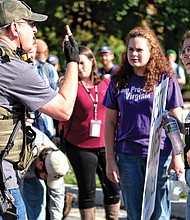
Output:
(102, 74), (184, 156)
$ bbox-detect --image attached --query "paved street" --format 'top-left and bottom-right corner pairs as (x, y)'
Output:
(64, 184), (127, 219)
(64, 184), (186, 220)
(65, 203), (185, 220)
(65, 205), (127, 220)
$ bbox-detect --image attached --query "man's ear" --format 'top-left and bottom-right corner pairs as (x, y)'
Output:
(9, 22), (19, 37)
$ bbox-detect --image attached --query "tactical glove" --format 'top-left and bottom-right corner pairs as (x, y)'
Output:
(64, 35), (79, 64)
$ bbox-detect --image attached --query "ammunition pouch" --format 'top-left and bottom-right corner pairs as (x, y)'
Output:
(0, 107), (38, 174)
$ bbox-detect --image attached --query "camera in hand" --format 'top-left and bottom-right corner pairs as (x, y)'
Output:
(0, 190), (18, 220)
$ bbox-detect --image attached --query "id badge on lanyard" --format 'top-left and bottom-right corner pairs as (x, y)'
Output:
(89, 119), (102, 137)
(82, 83), (102, 137)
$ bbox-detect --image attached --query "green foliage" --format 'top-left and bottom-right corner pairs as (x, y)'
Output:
(24, 0), (190, 71)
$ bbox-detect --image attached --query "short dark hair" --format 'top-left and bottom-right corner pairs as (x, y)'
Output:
(35, 146), (54, 178)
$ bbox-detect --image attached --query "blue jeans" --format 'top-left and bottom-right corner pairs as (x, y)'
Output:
(117, 153), (171, 220)
(23, 177), (46, 220)
(0, 188), (27, 220)
(185, 169), (190, 220)
(22, 176), (65, 220)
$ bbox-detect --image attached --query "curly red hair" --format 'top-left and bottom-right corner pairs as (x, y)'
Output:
(113, 26), (172, 92)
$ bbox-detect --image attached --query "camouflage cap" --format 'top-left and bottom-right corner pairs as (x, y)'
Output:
(0, 0), (48, 27)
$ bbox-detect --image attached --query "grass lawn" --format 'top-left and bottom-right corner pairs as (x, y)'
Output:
(64, 161), (101, 188)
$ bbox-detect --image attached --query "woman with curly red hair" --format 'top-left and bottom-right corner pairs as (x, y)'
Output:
(103, 26), (184, 220)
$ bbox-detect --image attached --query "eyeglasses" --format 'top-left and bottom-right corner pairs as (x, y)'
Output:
(179, 46), (190, 59)
(16, 21), (36, 28)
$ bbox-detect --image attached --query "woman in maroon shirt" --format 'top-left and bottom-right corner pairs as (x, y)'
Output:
(63, 45), (120, 219)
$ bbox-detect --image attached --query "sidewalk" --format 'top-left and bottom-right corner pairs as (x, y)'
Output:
(64, 184), (127, 220)
(64, 184), (186, 220)
(65, 206), (127, 220)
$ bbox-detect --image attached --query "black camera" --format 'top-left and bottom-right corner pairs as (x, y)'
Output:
(0, 191), (8, 214)
(0, 190), (18, 220)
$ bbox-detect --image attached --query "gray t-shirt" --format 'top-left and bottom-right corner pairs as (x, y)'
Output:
(0, 56), (57, 112)
(2, 160), (17, 189)
(0, 54), (57, 189)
